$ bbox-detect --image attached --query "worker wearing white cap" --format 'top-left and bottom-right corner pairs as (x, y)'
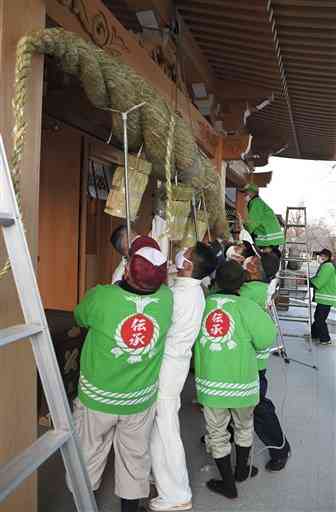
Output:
(68, 237), (173, 512)
(150, 242), (217, 512)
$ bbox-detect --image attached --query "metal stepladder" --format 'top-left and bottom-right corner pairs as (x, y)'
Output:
(0, 137), (98, 511)
(267, 277), (290, 364)
(275, 206), (317, 370)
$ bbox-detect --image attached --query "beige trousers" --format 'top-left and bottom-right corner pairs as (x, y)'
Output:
(69, 399), (155, 499)
(203, 406), (254, 459)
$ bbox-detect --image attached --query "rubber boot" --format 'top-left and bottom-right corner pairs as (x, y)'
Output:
(266, 439), (291, 471)
(206, 454), (238, 499)
(235, 445), (258, 482)
(121, 498), (140, 512)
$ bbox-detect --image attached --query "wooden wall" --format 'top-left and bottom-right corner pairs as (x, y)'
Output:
(38, 125), (82, 311)
(86, 199), (114, 289)
(38, 124), (156, 303)
(0, 1), (45, 511)
(85, 169), (156, 289)
(84, 139), (156, 290)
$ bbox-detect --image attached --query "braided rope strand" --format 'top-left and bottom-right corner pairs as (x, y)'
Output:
(164, 112), (176, 238)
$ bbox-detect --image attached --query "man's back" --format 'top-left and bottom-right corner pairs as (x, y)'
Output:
(75, 283), (173, 415)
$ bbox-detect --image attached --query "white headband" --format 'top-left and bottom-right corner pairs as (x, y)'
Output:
(134, 247), (167, 266)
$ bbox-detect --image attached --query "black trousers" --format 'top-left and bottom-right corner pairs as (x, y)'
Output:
(254, 370), (290, 460)
(311, 303), (331, 342)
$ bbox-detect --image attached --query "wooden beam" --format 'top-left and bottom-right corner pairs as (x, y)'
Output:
(178, 0), (266, 12)
(181, 13), (270, 34)
(193, 27), (270, 45)
(216, 80), (273, 101)
(198, 40), (275, 58)
(236, 190), (247, 223)
(178, 16), (219, 94)
(251, 171), (272, 187)
(291, 96), (336, 106)
(207, 54), (279, 72)
(45, 0), (218, 156)
(222, 134), (251, 161)
(178, 4), (268, 24)
(278, 15), (336, 30)
(273, 5), (336, 20)
(125, 0), (221, 96)
(213, 67), (279, 84)
(266, 1), (301, 157)
(291, 101), (336, 114)
(125, 0), (173, 25)
(275, 0), (336, 7)
(277, 25), (335, 40)
(205, 51), (278, 69)
(284, 61), (336, 73)
(284, 52), (336, 64)
(289, 86), (336, 97)
(0, 1), (45, 511)
(287, 80), (336, 91)
(286, 68), (336, 81)
(213, 135), (223, 175)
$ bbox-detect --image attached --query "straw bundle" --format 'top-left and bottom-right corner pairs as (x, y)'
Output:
(169, 200), (191, 241)
(104, 155), (151, 221)
(9, 27), (229, 249)
(12, 27), (220, 180)
(180, 211), (209, 247)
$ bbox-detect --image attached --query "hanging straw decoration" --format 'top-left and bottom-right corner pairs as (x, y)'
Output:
(0, 27), (230, 279)
(164, 111), (176, 237)
(201, 189), (212, 242)
(180, 210), (208, 248)
(104, 152), (151, 221)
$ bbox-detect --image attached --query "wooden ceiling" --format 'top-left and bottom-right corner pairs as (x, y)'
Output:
(176, 0), (336, 160)
(102, 0), (142, 32)
(103, 0), (336, 161)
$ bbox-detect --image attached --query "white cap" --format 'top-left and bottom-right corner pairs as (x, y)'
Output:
(134, 247), (167, 266)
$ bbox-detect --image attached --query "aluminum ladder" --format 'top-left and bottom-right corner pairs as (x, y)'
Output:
(267, 277), (290, 363)
(0, 136), (98, 511)
(276, 206), (317, 369)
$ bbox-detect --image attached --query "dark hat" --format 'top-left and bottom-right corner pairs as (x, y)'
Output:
(317, 248), (332, 259)
(129, 235), (160, 256)
(216, 260), (246, 292)
(129, 246), (167, 292)
(260, 253), (280, 282)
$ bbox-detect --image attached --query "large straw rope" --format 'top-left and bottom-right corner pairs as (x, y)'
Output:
(0, 27), (229, 278)
(0, 35), (35, 279)
(164, 113), (176, 237)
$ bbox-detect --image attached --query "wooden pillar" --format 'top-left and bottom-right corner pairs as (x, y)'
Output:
(236, 190), (247, 227)
(0, 1), (45, 511)
(213, 135), (223, 175)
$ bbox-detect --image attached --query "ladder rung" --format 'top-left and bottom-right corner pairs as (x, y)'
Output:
(286, 224), (305, 228)
(282, 333), (309, 338)
(0, 430), (71, 502)
(0, 212), (15, 227)
(279, 288), (308, 293)
(283, 303), (309, 308)
(278, 315), (309, 323)
(278, 275), (310, 280)
(0, 323), (43, 348)
(282, 257), (311, 262)
(285, 241), (307, 245)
